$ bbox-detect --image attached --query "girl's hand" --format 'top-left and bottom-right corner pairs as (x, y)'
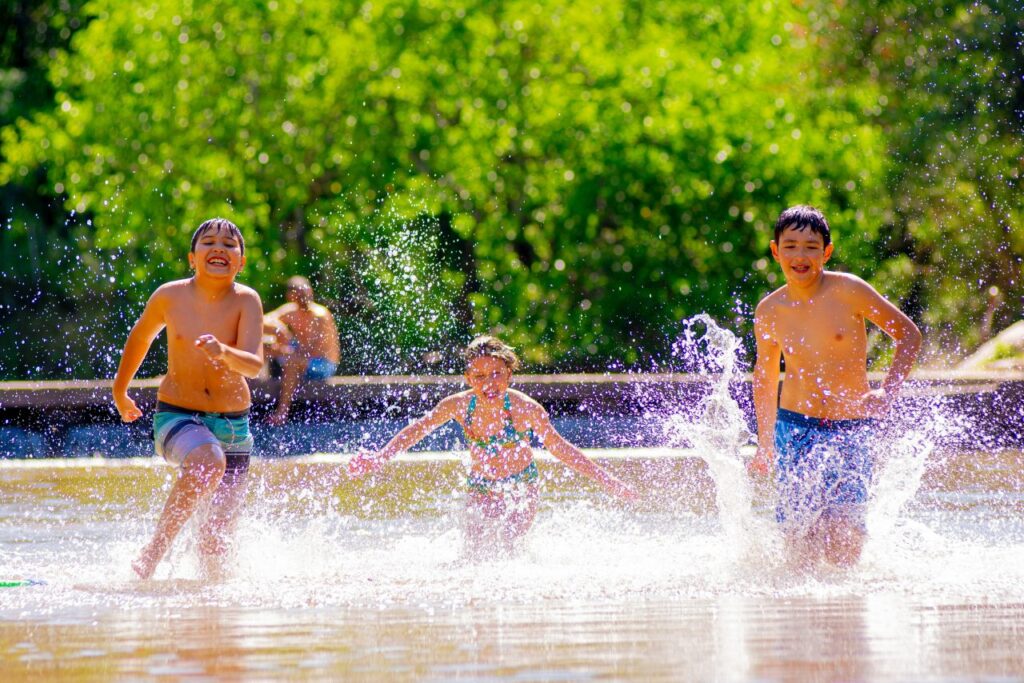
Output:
(348, 448), (384, 478)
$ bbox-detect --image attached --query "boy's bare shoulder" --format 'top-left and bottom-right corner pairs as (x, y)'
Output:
(231, 282), (262, 303)
(150, 278), (192, 302)
(755, 285), (789, 316)
(824, 271), (876, 303)
(825, 270), (869, 290)
(153, 278), (191, 293)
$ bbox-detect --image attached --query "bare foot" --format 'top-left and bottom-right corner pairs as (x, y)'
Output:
(267, 411), (288, 426)
(131, 547), (159, 580)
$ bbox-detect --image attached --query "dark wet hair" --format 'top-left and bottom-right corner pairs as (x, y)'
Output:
(462, 335), (521, 372)
(191, 218), (245, 255)
(773, 205), (830, 247)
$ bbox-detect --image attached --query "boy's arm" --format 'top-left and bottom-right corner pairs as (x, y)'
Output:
(195, 291), (265, 378)
(112, 290), (168, 422)
(348, 397), (458, 477)
(749, 303), (782, 476)
(529, 404), (637, 501)
(853, 278), (923, 415)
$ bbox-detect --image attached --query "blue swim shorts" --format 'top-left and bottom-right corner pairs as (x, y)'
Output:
(774, 408), (877, 529)
(153, 401), (253, 477)
(304, 357), (337, 381)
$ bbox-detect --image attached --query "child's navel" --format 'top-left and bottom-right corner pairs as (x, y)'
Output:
(835, 334), (844, 341)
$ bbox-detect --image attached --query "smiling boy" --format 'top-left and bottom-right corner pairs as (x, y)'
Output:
(748, 205), (922, 567)
(112, 218), (264, 579)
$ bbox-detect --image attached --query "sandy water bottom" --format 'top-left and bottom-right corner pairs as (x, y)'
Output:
(2, 450), (1024, 681)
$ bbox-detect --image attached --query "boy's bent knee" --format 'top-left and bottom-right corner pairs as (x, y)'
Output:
(182, 444), (227, 481)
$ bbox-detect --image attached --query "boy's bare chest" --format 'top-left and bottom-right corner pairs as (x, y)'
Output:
(165, 298), (242, 343)
(775, 298), (864, 355)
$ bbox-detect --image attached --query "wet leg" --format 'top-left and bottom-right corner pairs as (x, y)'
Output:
(496, 485), (539, 553)
(784, 529), (823, 571)
(462, 493), (500, 561)
(197, 465), (250, 579)
(133, 444), (226, 579)
(820, 512), (865, 567)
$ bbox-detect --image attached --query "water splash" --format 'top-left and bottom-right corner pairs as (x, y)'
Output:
(663, 314), (779, 564)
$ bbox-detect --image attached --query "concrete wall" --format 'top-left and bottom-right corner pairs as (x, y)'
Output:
(1, 371), (1022, 457)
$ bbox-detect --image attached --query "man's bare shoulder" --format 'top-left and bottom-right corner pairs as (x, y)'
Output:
(309, 302), (333, 318)
(265, 302), (297, 318)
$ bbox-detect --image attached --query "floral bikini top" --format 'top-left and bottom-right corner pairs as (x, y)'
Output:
(463, 393), (534, 457)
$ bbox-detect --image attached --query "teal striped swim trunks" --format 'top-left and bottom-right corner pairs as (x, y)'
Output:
(153, 401), (253, 476)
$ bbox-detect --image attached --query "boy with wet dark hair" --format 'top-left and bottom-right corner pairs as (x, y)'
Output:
(749, 205), (922, 568)
(113, 217), (264, 579)
(772, 204), (832, 246)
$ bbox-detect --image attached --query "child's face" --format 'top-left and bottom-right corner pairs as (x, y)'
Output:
(188, 226), (245, 279)
(770, 224), (833, 287)
(465, 356), (512, 400)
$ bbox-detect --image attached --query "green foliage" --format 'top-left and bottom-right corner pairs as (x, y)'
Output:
(821, 0), (1024, 356)
(9, 0), (1010, 378)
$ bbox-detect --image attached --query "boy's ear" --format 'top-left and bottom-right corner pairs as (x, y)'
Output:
(823, 243), (834, 262)
(188, 252), (196, 270)
(769, 240), (780, 261)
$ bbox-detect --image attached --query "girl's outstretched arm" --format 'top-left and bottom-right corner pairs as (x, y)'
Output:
(348, 395), (461, 477)
(528, 404), (638, 501)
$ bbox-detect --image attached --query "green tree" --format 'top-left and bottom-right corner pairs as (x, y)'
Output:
(821, 0), (1024, 355)
(2, 0), (887, 377)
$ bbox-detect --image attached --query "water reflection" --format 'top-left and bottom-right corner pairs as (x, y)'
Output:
(3, 455), (1024, 680)
(4, 595), (1024, 680)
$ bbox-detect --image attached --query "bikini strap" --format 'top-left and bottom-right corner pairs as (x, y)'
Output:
(466, 394), (478, 429)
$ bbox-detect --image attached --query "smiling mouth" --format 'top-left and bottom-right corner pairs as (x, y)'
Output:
(207, 257), (229, 266)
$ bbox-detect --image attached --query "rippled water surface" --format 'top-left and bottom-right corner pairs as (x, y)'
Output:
(2, 449), (1024, 681)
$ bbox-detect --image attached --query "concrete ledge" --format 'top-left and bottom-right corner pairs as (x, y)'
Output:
(2, 370), (1022, 409)
(2, 371), (1024, 457)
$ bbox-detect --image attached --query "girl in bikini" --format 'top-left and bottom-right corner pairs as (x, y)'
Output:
(347, 335), (638, 557)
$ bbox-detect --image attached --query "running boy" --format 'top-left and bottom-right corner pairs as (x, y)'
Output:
(749, 205), (922, 568)
(112, 218), (264, 579)
(348, 335), (638, 557)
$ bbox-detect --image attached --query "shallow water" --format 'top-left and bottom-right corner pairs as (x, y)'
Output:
(2, 450), (1024, 681)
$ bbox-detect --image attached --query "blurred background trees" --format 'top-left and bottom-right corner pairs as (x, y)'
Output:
(0, 0), (1019, 378)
